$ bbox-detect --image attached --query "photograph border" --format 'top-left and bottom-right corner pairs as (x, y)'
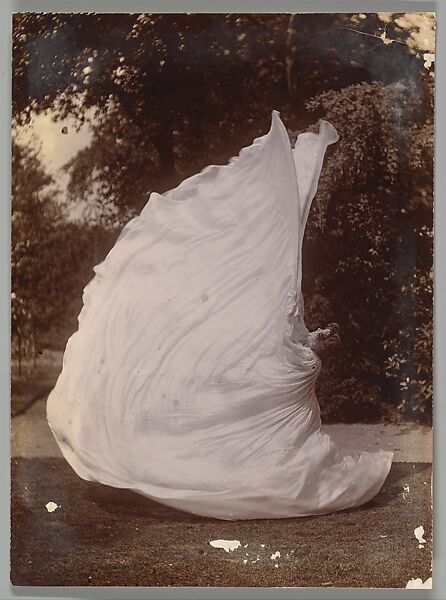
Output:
(1, 1), (444, 599)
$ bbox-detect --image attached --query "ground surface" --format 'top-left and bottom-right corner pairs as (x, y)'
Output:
(11, 349), (63, 417)
(10, 395), (432, 588)
(11, 458), (432, 588)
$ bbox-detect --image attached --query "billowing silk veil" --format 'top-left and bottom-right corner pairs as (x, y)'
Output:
(47, 111), (392, 520)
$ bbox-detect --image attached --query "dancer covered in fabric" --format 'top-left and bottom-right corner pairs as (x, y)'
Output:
(47, 111), (392, 520)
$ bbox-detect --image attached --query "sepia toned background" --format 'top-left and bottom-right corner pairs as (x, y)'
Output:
(10, 11), (434, 589)
(11, 12), (434, 424)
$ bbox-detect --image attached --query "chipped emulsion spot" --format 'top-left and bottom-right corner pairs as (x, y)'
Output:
(414, 525), (426, 549)
(414, 525), (426, 543)
(270, 551), (281, 560)
(406, 577), (432, 589)
(209, 539), (241, 553)
(423, 53), (435, 69)
(45, 501), (59, 513)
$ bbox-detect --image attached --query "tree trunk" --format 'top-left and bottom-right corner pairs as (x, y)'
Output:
(153, 127), (178, 192)
(17, 332), (22, 377)
(286, 14), (299, 102)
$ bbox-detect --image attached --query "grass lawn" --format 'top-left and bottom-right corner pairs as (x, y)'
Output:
(11, 458), (431, 588)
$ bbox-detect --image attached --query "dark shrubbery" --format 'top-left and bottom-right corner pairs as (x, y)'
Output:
(302, 80), (433, 422)
(11, 142), (119, 371)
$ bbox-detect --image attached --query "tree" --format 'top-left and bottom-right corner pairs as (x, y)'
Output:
(286, 12), (434, 109)
(302, 79), (433, 421)
(12, 141), (63, 370)
(13, 13), (293, 219)
(11, 141), (118, 370)
(13, 13), (434, 222)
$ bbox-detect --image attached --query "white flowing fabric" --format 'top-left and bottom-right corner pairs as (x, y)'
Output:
(47, 111), (392, 520)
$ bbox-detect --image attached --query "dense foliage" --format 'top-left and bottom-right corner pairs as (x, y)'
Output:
(12, 13), (434, 421)
(11, 142), (118, 371)
(302, 80), (433, 421)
